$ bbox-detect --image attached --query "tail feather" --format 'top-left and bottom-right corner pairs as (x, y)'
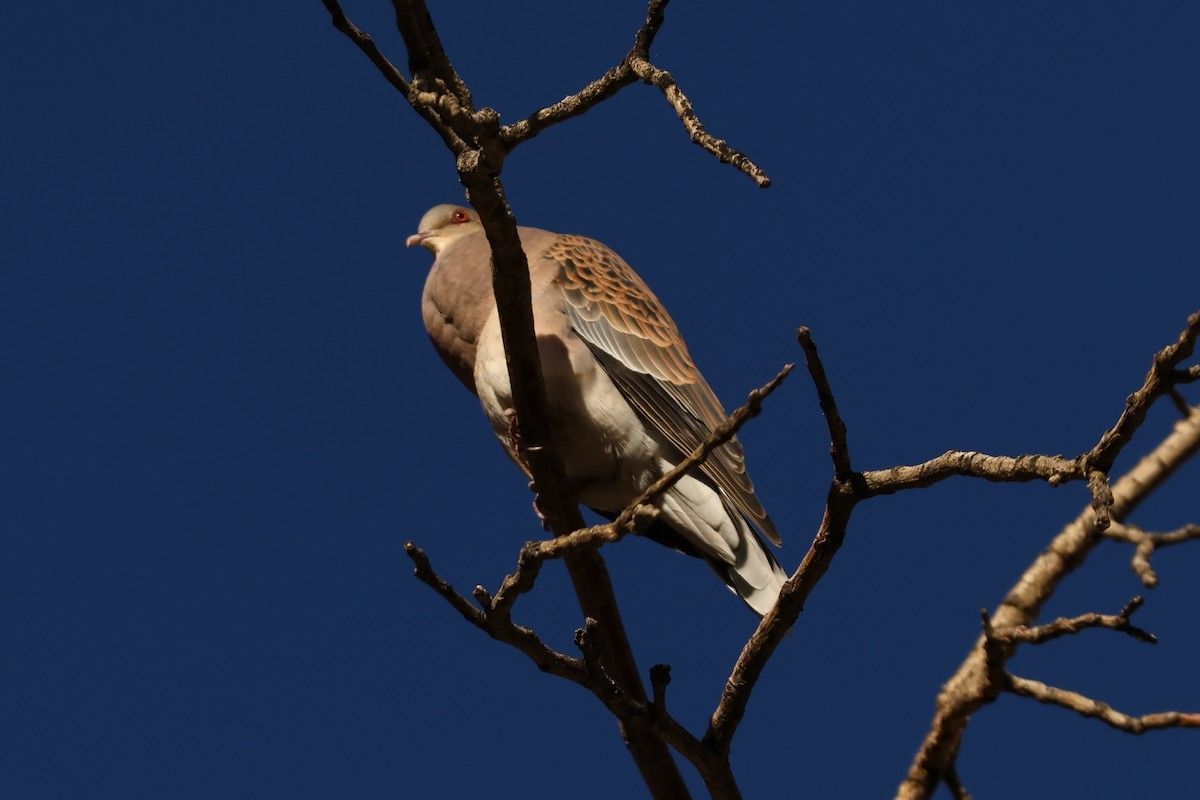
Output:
(720, 511), (787, 615)
(592, 492), (787, 617)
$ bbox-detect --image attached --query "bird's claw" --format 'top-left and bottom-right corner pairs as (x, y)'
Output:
(528, 481), (552, 531)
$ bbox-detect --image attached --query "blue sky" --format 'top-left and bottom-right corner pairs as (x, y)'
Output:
(4, 2), (1198, 798)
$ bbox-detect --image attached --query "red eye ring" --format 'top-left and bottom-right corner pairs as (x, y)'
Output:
(451, 210), (470, 224)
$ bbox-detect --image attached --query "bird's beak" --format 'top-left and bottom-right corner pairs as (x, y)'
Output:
(406, 231), (431, 248)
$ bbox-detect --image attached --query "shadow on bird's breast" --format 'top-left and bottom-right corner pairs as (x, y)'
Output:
(536, 333), (575, 383)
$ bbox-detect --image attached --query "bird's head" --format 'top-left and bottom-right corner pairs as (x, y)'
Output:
(406, 204), (483, 254)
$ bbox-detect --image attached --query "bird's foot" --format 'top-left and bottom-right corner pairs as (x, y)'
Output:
(505, 407), (540, 473)
(504, 408), (523, 451)
(527, 479), (583, 533)
(528, 481), (552, 531)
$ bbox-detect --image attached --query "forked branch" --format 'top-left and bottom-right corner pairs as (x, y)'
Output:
(1104, 522), (1200, 587)
(709, 313), (1200, 759)
(897, 314), (1200, 798)
(898, 401), (1200, 800)
(982, 597), (1157, 647)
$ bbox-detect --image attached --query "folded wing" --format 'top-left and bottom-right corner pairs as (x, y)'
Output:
(542, 233), (780, 546)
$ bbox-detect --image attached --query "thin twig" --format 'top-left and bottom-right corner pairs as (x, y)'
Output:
(1104, 522), (1200, 587)
(499, 0), (770, 187)
(1168, 387), (1193, 416)
(1090, 311), (1200, 472)
(984, 597), (1157, 647)
(633, 0), (671, 54)
(706, 335), (851, 754)
(607, 364), (793, 533)
(862, 313), (1200, 529)
(706, 497), (854, 753)
(1007, 675), (1200, 733)
(500, 0), (668, 146)
(650, 664), (671, 716)
(321, 0), (468, 155)
(405, 542), (588, 678)
(408, 535), (744, 796)
(390, 0), (473, 108)
(860, 451), (1084, 496)
(501, 66), (637, 147)
(798, 327), (852, 481)
(574, 618), (605, 676)
(627, 56), (771, 187)
(943, 762), (973, 800)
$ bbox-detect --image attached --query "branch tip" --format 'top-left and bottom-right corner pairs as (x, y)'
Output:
(650, 663), (672, 714)
(797, 326), (853, 479)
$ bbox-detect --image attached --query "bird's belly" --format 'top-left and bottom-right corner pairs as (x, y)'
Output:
(475, 327), (660, 510)
(556, 361), (660, 511)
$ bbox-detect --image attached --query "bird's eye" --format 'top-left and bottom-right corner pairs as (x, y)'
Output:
(451, 210), (470, 224)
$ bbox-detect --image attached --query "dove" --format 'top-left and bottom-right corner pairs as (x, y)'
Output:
(407, 204), (786, 615)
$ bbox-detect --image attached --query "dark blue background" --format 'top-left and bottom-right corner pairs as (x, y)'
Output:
(4, 2), (1198, 797)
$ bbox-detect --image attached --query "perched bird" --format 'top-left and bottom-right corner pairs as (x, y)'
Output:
(407, 204), (786, 615)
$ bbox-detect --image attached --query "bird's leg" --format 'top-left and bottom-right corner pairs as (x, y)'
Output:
(504, 409), (550, 530)
(503, 408), (535, 479)
(528, 480), (551, 531)
(505, 408), (579, 532)
(504, 407), (524, 453)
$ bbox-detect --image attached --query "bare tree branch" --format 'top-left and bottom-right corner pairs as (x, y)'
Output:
(1168, 387), (1193, 416)
(500, 1), (769, 186)
(1104, 522), (1200, 587)
(408, 540), (749, 797)
(798, 327), (852, 481)
(862, 312), (1200, 521)
(322, 1), (410, 95)
(321, 0), (468, 155)
(1006, 675), (1200, 733)
(328, 0), (766, 186)
(860, 451), (1085, 494)
(983, 597), (1157, 647)
(706, 334), (854, 754)
(1090, 311), (1200, 473)
(896, 314), (1200, 798)
(498, 1), (772, 186)
(897, 403), (1200, 799)
(708, 314), (1200, 765)
(650, 664), (672, 716)
(404, 542), (588, 680)
(943, 762), (973, 800)
(390, 0), (473, 107)
(499, 0), (667, 146)
(626, 56), (771, 187)
(570, 619), (743, 798)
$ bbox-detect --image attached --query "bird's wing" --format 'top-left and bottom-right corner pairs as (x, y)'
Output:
(540, 233), (779, 545)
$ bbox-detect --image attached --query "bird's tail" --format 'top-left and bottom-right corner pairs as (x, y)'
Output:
(635, 492), (787, 617)
(719, 513), (787, 616)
